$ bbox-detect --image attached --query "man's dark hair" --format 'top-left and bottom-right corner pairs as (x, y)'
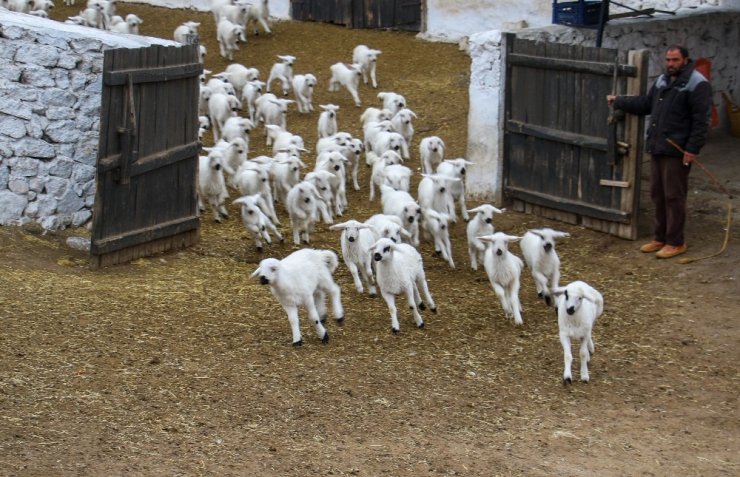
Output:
(667, 45), (689, 59)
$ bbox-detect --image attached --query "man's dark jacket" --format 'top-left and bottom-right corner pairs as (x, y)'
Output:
(614, 60), (712, 157)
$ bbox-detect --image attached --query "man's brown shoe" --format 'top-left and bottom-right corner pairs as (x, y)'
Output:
(656, 244), (688, 259)
(640, 240), (665, 253)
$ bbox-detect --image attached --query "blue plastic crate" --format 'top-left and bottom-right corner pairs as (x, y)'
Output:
(552, 0), (603, 27)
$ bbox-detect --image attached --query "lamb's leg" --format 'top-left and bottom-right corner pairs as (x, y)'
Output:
(314, 289), (327, 322)
(381, 291), (401, 334)
(370, 63), (378, 88)
(550, 268), (562, 307)
(305, 297), (329, 344)
(291, 218), (300, 245)
(579, 338), (591, 382)
(415, 272), (436, 313)
(509, 282), (524, 325)
(360, 261), (376, 297)
(327, 281), (344, 324)
(348, 84), (361, 107)
(532, 270), (549, 303)
(258, 17), (271, 34)
(405, 285), (424, 329)
(347, 261), (364, 293)
(352, 162), (361, 191)
(459, 192), (469, 221)
(284, 305), (303, 346)
(468, 245), (478, 271)
(560, 332), (573, 384)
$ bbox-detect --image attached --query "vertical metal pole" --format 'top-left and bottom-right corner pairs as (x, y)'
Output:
(596, 0), (610, 47)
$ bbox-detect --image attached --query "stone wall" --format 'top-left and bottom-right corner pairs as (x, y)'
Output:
(465, 8), (740, 201)
(0, 11), (176, 229)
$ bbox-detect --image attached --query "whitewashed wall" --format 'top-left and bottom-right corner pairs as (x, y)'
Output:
(0, 11), (177, 229)
(465, 8), (740, 201)
(422, 0), (727, 42)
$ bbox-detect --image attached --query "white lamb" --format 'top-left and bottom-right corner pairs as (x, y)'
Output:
(198, 115), (210, 141)
(352, 44), (382, 88)
(360, 107), (393, 128)
(198, 151), (229, 223)
(436, 158), (474, 222)
(377, 91), (406, 114)
(362, 120), (395, 165)
(330, 220), (377, 296)
(369, 130), (409, 161)
(520, 228), (571, 307)
(382, 164), (412, 194)
(208, 92), (241, 143)
(224, 63), (260, 98)
(208, 137), (248, 185)
(286, 181), (328, 245)
(9, 0), (35, 13)
(369, 150), (403, 201)
(317, 104), (339, 139)
(552, 281), (604, 384)
(221, 116), (253, 149)
(270, 153), (305, 205)
(419, 136), (445, 175)
(267, 126), (305, 156)
(314, 150), (348, 216)
(304, 170), (337, 223)
(173, 20), (199, 44)
(109, 13), (142, 35)
(245, 0), (271, 35)
(390, 108), (416, 145)
(241, 79), (265, 123)
(364, 214), (409, 245)
(466, 204), (505, 271)
(251, 248), (344, 346)
(216, 18), (246, 61)
(254, 93), (294, 144)
(380, 185), (421, 246)
(417, 174), (459, 218)
(232, 161), (279, 225)
(421, 208), (454, 268)
(267, 55), (296, 97)
(233, 193), (282, 251)
(329, 62), (362, 107)
(291, 73), (317, 113)
(213, 2), (250, 29)
(479, 233), (524, 325)
(371, 238), (436, 334)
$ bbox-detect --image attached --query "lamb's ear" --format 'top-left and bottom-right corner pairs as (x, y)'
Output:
(504, 235), (522, 242)
(464, 160), (475, 165)
(492, 207), (505, 214)
(467, 206), (486, 214)
(551, 287), (566, 297)
(477, 235), (495, 243)
(249, 267), (262, 279)
(233, 196), (247, 206)
(399, 228), (412, 238)
(553, 230), (571, 239)
(408, 110), (417, 118)
(329, 222), (348, 230)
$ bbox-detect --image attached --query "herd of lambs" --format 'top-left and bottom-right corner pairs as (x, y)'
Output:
(5, 0), (605, 384)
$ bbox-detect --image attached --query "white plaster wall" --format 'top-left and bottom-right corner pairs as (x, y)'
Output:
(422, 0), (731, 43)
(118, 0), (291, 18)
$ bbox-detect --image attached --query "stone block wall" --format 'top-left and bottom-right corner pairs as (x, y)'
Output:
(0, 11), (176, 229)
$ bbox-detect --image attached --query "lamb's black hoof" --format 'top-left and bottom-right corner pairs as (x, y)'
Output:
(292, 340), (303, 347)
(336, 316), (345, 326)
(392, 328), (400, 335)
(430, 306), (438, 314)
(563, 377), (572, 386)
(418, 322), (425, 329)
(369, 293), (377, 298)
(580, 378), (589, 384)
(545, 295), (552, 307)
(256, 246), (263, 252)
(537, 292), (544, 298)
(321, 332), (329, 344)
(434, 250), (441, 256)
(418, 302), (426, 311)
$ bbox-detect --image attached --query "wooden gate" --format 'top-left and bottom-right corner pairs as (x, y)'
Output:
(503, 35), (648, 239)
(291, 0), (421, 31)
(90, 44), (202, 268)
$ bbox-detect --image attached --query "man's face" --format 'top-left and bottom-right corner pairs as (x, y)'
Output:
(665, 49), (688, 76)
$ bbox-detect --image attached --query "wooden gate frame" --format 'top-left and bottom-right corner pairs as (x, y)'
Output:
(503, 34), (648, 239)
(90, 44), (202, 268)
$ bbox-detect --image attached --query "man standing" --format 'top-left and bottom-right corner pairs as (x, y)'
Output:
(607, 45), (712, 259)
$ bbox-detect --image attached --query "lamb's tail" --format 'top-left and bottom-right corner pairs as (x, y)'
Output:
(321, 250), (339, 274)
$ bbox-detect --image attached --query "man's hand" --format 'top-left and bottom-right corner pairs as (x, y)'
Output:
(683, 151), (696, 166)
(606, 95), (616, 106)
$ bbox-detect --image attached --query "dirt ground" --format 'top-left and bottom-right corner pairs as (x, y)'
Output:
(1, 4), (738, 476)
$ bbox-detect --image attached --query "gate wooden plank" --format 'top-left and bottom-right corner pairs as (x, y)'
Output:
(508, 53), (637, 77)
(91, 216), (200, 254)
(103, 62), (202, 85)
(507, 187), (630, 223)
(506, 120), (608, 151)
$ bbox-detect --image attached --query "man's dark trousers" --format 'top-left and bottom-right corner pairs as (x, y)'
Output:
(651, 154), (691, 246)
